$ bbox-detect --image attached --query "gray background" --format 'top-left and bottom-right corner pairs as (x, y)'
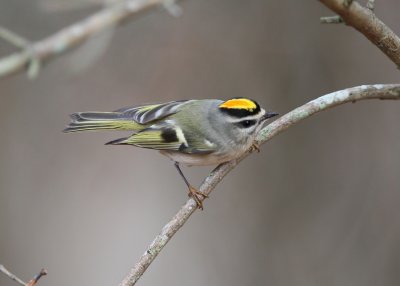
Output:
(1, 1), (400, 285)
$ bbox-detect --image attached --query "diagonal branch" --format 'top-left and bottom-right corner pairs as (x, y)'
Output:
(26, 269), (47, 286)
(0, 265), (47, 286)
(0, 0), (182, 79)
(0, 27), (30, 49)
(318, 0), (400, 67)
(0, 265), (26, 286)
(119, 84), (400, 286)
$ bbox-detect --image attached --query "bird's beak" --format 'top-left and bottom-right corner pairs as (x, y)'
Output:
(261, 111), (279, 121)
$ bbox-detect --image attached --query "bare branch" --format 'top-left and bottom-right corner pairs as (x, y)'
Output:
(0, 265), (47, 286)
(119, 84), (400, 286)
(26, 269), (47, 286)
(318, 0), (400, 67)
(0, 0), (182, 79)
(0, 265), (26, 286)
(0, 27), (30, 49)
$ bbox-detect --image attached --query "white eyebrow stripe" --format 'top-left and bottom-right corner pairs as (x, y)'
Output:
(228, 116), (258, 123)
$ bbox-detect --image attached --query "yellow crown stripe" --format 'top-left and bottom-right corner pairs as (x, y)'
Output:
(219, 98), (257, 110)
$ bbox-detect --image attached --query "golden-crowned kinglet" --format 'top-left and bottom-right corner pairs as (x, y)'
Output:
(64, 98), (278, 209)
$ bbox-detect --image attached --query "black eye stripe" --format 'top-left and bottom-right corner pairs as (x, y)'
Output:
(236, 120), (256, 128)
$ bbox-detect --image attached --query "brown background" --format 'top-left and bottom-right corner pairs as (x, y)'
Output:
(1, 1), (400, 285)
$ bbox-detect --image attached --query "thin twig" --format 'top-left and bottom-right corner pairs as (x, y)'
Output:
(318, 0), (400, 67)
(0, 0), (183, 79)
(26, 269), (47, 286)
(119, 84), (400, 286)
(0, 265), (26, 286)
(0, 265), (47, 286)
(0, 27), (30, 48)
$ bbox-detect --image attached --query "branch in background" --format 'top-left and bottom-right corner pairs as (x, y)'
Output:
(0, 27), (30, 49)
(320, 15), (343, 23)
(0, 0), (182, 79)
(318, 0), (400, 68)
(26, 269), (47, 286)
(119, 84), (400, 286)
(0, 265), (26, 286)
(0, 265), (47, 286)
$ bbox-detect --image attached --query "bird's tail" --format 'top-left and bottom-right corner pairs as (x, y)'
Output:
(63, 112), (142, 133)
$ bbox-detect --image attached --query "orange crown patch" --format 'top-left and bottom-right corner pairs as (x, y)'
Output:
(219, 98), (257, 111)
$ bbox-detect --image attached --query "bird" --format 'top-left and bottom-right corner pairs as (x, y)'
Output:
(64, 98), (278, 209)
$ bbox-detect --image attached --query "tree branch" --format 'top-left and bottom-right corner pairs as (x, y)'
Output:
(0, 0), (182, 79)
(0, 265), (26, 286)
(26, 269), (47, 286)
(318, 0), (400, 67)
(119, 84), (400, 286)
(0, 265), (47, 286)
(0, 27), (30, 49)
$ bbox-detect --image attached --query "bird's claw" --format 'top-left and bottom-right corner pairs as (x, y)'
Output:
(250, 143), (261, 153)
(188, 186), (208, 210)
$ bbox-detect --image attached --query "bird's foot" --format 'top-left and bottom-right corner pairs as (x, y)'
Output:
(249, 142), (261, 153)
(187, 186), (208, 210)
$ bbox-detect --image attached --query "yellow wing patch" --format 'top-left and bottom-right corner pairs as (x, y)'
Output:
(123, 130), (181, 150)
(219, 98), (257, 111)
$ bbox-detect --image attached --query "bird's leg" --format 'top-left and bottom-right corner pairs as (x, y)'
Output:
(174, 162), (208, 210)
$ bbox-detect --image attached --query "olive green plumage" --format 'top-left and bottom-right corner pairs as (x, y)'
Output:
(64, 98), (278, 165)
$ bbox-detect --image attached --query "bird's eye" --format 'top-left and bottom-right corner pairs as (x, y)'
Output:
(238, 120), (256, 128)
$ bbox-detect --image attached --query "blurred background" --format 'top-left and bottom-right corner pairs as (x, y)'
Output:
(1, 0), (399, 285)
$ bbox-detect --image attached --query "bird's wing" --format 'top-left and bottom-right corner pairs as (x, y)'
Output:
(106, 122), (217, 154)
(115, 100), (189, 124)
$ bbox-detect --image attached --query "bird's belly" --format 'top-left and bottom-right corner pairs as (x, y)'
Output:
(160, 150), (240, 166)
